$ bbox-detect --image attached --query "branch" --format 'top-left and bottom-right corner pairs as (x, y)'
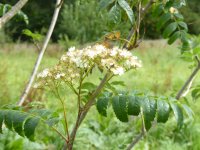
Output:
(126, 126), (145, 150)
(0, 0), (29, 28)
(126, 105), (146, 150)
(66, 73), (112, 150)
(18, 0), (63, 106)
(176, 60), (200, 100)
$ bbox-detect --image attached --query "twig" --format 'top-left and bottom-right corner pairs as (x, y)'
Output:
(126, 128), (145, 150)
(123, 0), (155, 50)
(32, 40), (41, 53)
(141, 0), (155, 16)
(52, 126), (68, 142)
(54, 85), (70, 142)
(0, 0), (29, 28)
(18, 0), (63, 106)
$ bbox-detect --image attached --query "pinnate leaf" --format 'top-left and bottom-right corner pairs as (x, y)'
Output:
(0, 108), (59, 141)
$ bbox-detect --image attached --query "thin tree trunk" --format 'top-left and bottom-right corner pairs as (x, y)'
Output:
(0, 0), (29, 28)
(176, 62), (200, 100)
(18, 0), (62, 106)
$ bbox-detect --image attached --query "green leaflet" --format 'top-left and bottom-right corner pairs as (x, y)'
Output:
(112, 95), (128, 122)
(170, 102), (184, 128)
(22, 29), (43, 41)
(17, 11), (29, 25)
(178, 21), (188, 31)
(24, 117), (40, 141)
(174, 13), (184, 20)
(182, 104), (194, 119)
(12, 112), (28, 136)
(29, 109), (59, 127)
(46, 118), (60, 127)
(98, 0), (115, 10)
(191, 88), (200, 100)
(4, 110), (14, 130)
(2, 4), (11, 15)
(127, 95), (141, 116)
(97, 96), (109, 117)
(108, 4), (121, 24)
(168, 31), (180, 45)
(141, 97), (157, 130)
(157, 100), (170, 123)
(157, 13), (171, 30)
(163, 22), (178, 38)
(117, 0), (134, 24)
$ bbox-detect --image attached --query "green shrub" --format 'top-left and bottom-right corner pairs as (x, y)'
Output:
(58, 0), (109, 44)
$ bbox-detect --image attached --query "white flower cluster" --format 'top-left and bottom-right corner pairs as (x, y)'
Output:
(35, 44), (142, 87)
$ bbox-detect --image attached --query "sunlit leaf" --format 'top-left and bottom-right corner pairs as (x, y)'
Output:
(163, 22), (178, 38)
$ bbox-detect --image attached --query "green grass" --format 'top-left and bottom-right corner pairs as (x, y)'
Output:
(1, 41), (200, 150)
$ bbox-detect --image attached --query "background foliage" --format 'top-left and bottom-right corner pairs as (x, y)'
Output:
(0, 0), (199, 44)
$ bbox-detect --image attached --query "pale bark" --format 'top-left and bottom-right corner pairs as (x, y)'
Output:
(176, 62), (200, 100)
(18, 0), (62, 106)
(0, 0), (29, 28)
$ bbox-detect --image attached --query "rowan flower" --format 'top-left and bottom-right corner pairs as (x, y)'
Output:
(111, 67), (125, 76)
(37, 69), (51, 78)
(85, 50), (97, 59)
(69, 46), (75, 52)
(55, 73), (65, 79)
(110, 49), (118, 56)
(35, 44), (142, 88)
(119, 50), (132, 58)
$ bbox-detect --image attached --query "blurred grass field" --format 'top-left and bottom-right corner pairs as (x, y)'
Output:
(1, 41), (200, 150)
